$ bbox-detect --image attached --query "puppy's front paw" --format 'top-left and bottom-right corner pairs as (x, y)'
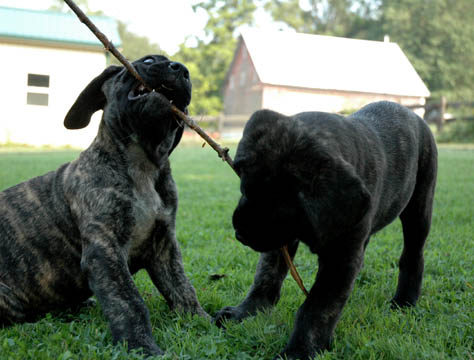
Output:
(213, 306), (247, 328)
(390, 296), (417, 309)
(273, 349), (316, 360)
(275, 335), (331, 360)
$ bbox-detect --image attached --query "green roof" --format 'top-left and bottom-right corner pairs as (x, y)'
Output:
(0, 6), (121, 48)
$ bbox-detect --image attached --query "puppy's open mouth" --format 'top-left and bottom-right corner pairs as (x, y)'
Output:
(127, 83), (175, 102)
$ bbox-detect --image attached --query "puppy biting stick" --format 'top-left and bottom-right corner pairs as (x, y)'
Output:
(64, 0), (308, 297)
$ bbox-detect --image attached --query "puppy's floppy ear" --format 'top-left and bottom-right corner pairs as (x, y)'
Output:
(64, 65), (122, 129)
(292, 155), (372, 239)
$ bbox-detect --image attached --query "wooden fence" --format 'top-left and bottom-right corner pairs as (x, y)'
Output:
(407, 97), (474, 131)
(184, 114), (249, 138)
(187, 99), (474, 138)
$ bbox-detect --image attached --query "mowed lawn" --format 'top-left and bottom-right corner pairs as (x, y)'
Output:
(0, 144), (472, 360)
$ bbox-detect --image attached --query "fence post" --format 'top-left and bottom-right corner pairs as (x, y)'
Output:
(438, 96), (446, 132)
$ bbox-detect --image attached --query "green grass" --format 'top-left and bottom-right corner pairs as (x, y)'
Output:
(0, 145), (473, 360)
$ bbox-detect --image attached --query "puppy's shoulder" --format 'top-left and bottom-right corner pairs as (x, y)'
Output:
(351, 101), (418, 125)
(245, 109), (289, 130)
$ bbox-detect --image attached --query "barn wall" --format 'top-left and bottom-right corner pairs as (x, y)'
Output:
(223, 43), (263, 115)
(261, 85), (425, 116)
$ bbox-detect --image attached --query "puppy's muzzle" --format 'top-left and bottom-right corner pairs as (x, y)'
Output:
(168, 62), (190, 82)
(127, 61), (188, 100)
(128, 61), (191, 109)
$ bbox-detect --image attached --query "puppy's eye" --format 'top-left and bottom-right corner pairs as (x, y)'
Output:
(143, 58), (154, 64)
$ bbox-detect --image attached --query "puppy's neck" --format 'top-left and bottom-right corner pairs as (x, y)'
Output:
(94, 117), (175, 169)
(94, 119), (129, 154)
(126, 143), (159, 175)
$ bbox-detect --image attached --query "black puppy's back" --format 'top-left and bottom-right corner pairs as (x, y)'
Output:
(347, 101), (437, 232)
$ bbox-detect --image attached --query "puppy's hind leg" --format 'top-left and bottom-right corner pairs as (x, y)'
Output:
(393, 160), (437, 308)
(214, 240), (300, 327)
(0, 282), (26, 326)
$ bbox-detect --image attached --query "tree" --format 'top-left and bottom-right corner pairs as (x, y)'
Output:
(264, 0), (381, 39)
(379, 0), (474, 101)
(173, 0), (257, 115)
(110, 21), (163, 64)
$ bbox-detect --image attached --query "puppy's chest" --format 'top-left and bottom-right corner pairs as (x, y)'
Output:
(127, 168), (174, 257)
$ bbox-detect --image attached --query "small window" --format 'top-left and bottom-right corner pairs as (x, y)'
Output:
(27, 92), (49, 106)
(26, 73), (50, 106)
(28, 74), (50, 88)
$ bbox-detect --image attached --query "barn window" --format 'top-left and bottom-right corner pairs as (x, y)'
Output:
(26, 73), (50, 106)
(28, 74), (50, 88)
(27, 92), (49, 106)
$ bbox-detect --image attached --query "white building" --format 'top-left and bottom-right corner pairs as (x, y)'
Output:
(223, 30), (430, 117)
(0, 6), (121, 148)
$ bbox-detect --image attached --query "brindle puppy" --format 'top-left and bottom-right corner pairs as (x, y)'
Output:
(0, 55), (207, 356)
(215, 101), (437, 360)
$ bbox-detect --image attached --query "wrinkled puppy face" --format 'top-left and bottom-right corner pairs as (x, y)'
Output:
(117, 54), (191, 112)
(232, 142), (302, 253)
(106, 55), (191, 157)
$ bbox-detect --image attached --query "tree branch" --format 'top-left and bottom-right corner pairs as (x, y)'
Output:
(64, 0), (307, 297)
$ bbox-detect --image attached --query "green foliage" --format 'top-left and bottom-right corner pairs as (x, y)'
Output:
(174, 43), (228, 115)
(173, 0), (257, 116)
(0, 145), (473, 359)
(437, 121), (474, 143)
(379, 0), (474, 101)
(264, 0), (380, 38)
(109, 21), (164, 65)
(194, 0), (257, 44)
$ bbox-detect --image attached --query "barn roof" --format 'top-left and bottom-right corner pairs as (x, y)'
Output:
(238, 29), (430, 97)
(0, 6), (121, 49)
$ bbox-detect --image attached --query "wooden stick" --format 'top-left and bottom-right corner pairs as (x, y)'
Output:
(63, 0), (234, 169)
(281, 246), (309, 296)
(170, 107), (235, 170)
(64, 0), (308, 297)
(63, 0), (146, 87)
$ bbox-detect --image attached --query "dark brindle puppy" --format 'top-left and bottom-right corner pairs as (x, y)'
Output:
(0, 55), (207, 356)
(215, 101), (437, 360)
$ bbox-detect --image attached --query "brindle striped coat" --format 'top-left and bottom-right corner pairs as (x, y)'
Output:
(0, 55), (207, 356)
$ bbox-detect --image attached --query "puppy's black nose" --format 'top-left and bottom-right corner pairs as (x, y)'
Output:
(169, 62), (190, 80)
(168, 62), (182, 71)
